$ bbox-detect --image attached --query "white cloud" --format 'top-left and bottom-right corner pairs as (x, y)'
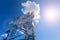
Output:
(21, 1), (40, 23)
(1, 33), (8, 38)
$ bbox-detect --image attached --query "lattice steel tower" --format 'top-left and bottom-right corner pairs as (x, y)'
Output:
(2, 12), (35, 40)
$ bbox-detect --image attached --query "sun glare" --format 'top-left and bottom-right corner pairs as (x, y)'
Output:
(43, 5), (59, 23)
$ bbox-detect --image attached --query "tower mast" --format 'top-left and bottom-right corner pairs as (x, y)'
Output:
(2, 12), (35, 40)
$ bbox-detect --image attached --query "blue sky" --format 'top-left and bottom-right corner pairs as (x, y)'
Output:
(0, 0), (60, 40)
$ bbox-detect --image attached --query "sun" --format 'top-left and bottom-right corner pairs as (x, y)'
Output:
(45, 8), (57, 20)
(43, 5), (59, 23)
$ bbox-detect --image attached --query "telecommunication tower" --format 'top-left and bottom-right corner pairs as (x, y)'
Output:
(2, 12), (35, 40)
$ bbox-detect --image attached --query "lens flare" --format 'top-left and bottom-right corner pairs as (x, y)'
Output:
(43, 5), (59, 23)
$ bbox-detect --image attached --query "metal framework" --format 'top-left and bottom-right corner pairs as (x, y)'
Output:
(2, 12), (35, 40)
